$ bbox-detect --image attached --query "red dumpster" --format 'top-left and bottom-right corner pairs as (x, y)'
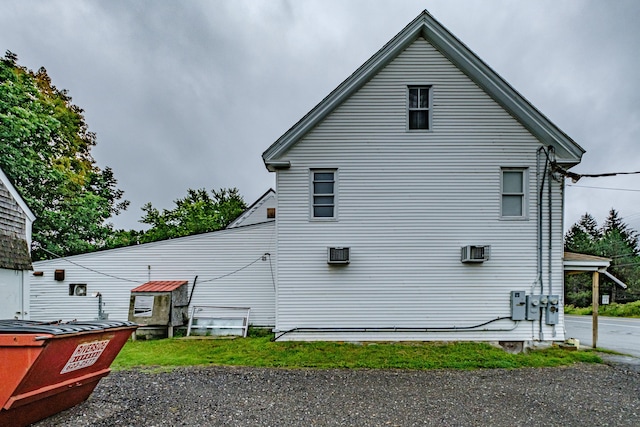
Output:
(0, 319), (137, 427)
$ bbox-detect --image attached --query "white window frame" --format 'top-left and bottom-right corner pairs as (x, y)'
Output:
(500, 168), (528, 220)
(310, 169), (337, 221)
(407, 85), (432, 131)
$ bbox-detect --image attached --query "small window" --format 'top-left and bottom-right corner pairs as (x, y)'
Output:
(408, 86), (431, 130)
(311, 170), (336, 219)
(501, 169), (527, 218)
(266, 208), (276, 219)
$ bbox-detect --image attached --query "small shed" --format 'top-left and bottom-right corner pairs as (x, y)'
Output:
(128, 280), (189, 339)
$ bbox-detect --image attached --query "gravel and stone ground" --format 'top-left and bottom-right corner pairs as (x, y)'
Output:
(34, 363), (640, 427)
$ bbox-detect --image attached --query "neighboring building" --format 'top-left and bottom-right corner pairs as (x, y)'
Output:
(262, 11), (584, 342)
(0, 166), (36, 319)
(30, 220), (276, 325)
(227, 189), (276, 228)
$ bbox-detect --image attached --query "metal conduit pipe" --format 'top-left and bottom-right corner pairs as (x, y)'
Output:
(273, 317), (518, 341)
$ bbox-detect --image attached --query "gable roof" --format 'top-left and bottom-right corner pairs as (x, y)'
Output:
(0, 166), (35, 222)
(263, 10), (585, 169)
(227, 188), (276, 229)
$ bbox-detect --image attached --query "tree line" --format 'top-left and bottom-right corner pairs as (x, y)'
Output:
(564, 209), (640, 306)
(0, 52), (245, 260)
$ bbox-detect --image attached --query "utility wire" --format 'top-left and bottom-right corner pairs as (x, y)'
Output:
(37, 246), (140, 283)
(198, 254), (268, 283)
(553, 163), (640, 183)
(37, 246), (270, 285)
(567, 184), (640, 192)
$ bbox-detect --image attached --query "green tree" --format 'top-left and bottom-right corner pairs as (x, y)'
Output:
(564, 213), (600, 255)
(0, 51), (128, 259)
(137, 187), (246, 243)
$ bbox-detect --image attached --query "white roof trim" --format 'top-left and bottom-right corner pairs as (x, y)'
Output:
(0, 166), (35, 222)
(563, 259), (610, 272)
(263, 10), (585, 167)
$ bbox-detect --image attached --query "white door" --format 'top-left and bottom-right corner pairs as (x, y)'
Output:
(0, 269), (28, 319)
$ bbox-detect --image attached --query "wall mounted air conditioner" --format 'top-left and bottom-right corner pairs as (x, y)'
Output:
(327, 247), (350, 264)
(69, 283), (87, 296)
(461, 245), (490, 263)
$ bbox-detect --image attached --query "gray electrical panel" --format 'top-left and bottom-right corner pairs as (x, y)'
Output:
(510, 291), (527, 320)
(545, 295), (560, 325)
(526, 295), (541, 321)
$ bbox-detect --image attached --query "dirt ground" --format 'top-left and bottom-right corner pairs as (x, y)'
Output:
(33, 362), (640, 426)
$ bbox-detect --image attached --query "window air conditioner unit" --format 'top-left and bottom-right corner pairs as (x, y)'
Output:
(461, 245), (490, 263)
(327, 247), (350, 264)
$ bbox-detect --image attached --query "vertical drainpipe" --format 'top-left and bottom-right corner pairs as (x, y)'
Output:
(548, 149), (555, 336)
(536, 147), (547, 340)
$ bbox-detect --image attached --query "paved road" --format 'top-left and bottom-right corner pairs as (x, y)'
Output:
(565, 315), (640, 357)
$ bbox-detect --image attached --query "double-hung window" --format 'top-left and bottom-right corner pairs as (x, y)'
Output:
(408, 86), (431, 130)
(311, 170), (336, 219)
(501, 168), (527, 218)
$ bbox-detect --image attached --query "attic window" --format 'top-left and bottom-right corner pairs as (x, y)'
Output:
(408, 86), (431, 130)
(267, 208), (276, 219)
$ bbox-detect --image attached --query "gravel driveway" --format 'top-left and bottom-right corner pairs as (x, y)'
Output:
(34, 363), (640, 427)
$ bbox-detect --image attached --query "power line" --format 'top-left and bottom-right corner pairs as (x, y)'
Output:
(567, 184), (640, 192)
(553, 164), (640, 183)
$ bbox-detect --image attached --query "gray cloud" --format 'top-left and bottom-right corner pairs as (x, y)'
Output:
(1, 0), (638, 233)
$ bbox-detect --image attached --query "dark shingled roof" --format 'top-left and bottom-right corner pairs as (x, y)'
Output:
(0, 234), (32, 270)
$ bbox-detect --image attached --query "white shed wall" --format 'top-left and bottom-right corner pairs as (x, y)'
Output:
(274, 38), (565, 341)
(0, 269), (29, 319)
(30, 221), (276, 326)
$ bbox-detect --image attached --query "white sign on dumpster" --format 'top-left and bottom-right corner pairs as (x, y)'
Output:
(60, 339), (110, 374)
(134, 295), (154, 317)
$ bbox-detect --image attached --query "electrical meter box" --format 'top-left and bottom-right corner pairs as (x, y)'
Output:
(545, 295), (560, 325)
(510, 291), (527, 321)
(526, 295), (541, 321)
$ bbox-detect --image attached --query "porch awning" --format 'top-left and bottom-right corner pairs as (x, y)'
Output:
(563, 252), (627, 289)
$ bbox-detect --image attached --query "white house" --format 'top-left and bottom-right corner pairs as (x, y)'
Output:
(0, 166), (36, 319)
(29, 11), (586, 347)
(262, 11), (584, 342)
(30, 202), (276, 326)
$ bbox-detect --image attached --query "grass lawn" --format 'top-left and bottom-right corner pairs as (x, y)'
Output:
(112, 335), (600, 371)
(565, 301), (640, 318)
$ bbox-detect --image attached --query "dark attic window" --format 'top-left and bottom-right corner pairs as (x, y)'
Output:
(408, 86), (431, 130)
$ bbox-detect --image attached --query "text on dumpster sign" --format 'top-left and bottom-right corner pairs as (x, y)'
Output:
(60, 339), (110, 374)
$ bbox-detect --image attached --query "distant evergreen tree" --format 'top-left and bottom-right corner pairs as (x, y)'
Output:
(564, 213), (600, 255)
(564, 209), (640, 306)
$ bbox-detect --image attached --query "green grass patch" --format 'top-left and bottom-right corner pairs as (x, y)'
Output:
(565, 301), (640, 317)
(112, 337), (601, 371)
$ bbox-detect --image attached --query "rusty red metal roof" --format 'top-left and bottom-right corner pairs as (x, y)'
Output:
(131, 281), (188, 292)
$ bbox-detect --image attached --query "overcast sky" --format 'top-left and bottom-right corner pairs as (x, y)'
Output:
(1, 0), (639, 233)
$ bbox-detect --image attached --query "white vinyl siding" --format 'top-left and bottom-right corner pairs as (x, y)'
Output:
(30, 222), (276, 326)
(274, 37), (565, 341)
